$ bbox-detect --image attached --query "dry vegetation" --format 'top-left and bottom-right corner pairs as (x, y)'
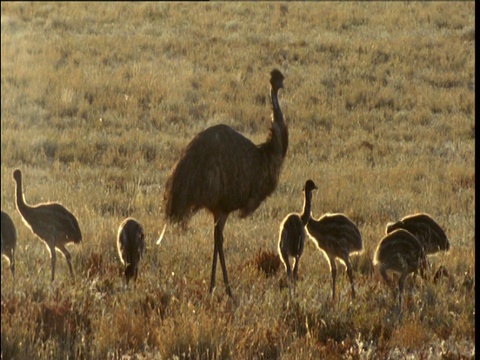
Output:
(1, 2), (475, 359)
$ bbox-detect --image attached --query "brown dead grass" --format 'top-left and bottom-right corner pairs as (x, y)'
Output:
(1, 2), (474, 359)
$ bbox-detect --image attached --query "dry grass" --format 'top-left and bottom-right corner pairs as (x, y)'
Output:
(1, 2), (475, 359)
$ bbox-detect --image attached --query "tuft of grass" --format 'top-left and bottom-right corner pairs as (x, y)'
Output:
(253, 249), (282, 278)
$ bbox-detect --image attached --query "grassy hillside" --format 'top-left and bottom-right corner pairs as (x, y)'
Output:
(1, 2), (475, 359)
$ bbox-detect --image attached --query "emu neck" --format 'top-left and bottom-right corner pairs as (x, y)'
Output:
(263, 87), (288, 159)
(300, 191), (313, 225)
(14, 176), (30, 217)
(271, 88), (283, 120)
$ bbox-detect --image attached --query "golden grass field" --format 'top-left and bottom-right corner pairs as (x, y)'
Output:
(1, 2), (475, 359)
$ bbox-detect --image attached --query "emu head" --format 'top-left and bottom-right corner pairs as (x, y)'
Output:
(439, 230), (450, 251)
(418, 250), (429, 279)
(303, 179), (318, 194)
(385, 221), (401, 234)
(270, 69), (284, 90)
(13, 169), (22, 182)
(443, 238), (450, 251)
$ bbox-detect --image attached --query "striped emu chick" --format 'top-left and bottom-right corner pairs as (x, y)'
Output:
(164, 69), (288, 297)
(374, 229), (428, 308)
(278, 180), (317, 287)
(117, 218), (145, 286)
(386, 213), (450, 255)
(1, 210), (17, 277)
(13, 169), (82, 282)
(306, 213), (363, 300)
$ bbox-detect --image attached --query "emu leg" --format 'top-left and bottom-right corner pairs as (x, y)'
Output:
(49, 243), (56, 282)
(380, 265), (396, 301)
(292, 256), (300, 282)
(292, 256), (301, 298)
(280, 249), (293, 298)
(379, 265), (391, 286)
(210, 235), (218, 293)
(281, 251), (292, 280)
(398, 272), (408, 309)
(345, 257), (355, 299)
(10, 248), (15, 277)
(330, 257), (337, 300)
(210, 213), (231, 296)
(57, 243), (75, 281)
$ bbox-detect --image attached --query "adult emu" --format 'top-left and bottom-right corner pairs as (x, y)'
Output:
(13, 169), (82, 282)
(164, 69), (288, 297)
(278, 179), (317, 293)
(1, 210), (17, 277)
(117, 217), (145, 286)
(386, 213), (450, 255)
